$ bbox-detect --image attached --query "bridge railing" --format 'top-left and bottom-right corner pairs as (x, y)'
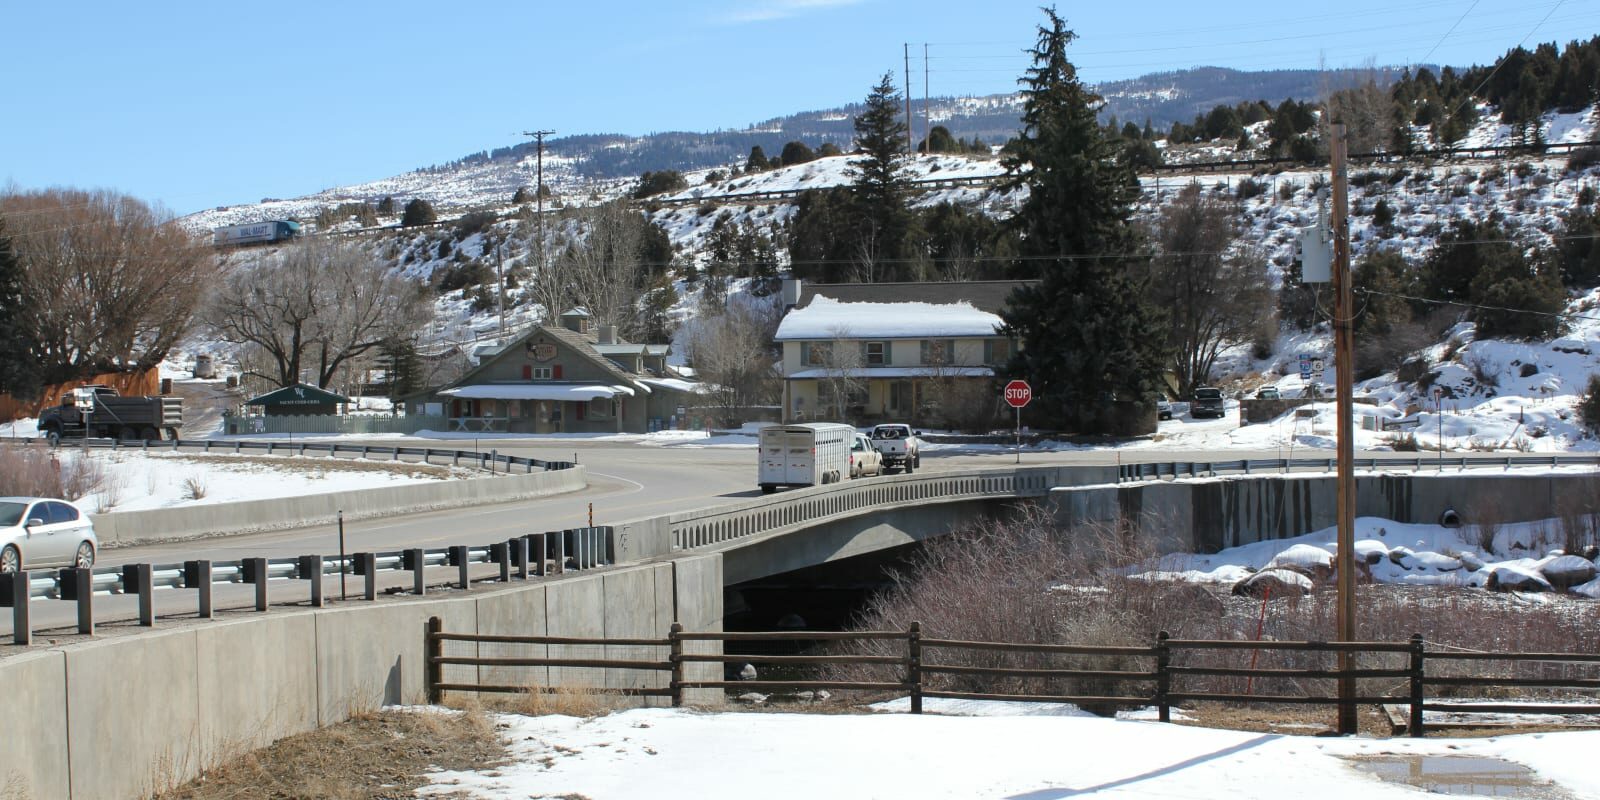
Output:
(1118, 453), (1600, 482)
(0, 527), (613, 645)
(16, 436), (577, 473)
(667, 467), (1061, 551)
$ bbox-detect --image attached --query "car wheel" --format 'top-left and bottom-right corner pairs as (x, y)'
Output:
(45, 427), (61, 447)
(75, 541), (95, 569)
(0, 545), (19, 573)
(905, 459), (915, 474)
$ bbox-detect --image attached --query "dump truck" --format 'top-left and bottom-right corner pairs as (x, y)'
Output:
(37, 385), (183, 443)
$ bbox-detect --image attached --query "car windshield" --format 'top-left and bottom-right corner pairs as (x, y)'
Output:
(1196, 389), (1222, 399)
(0, 502), (26, 527)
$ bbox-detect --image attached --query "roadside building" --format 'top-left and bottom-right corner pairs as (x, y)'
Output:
(245, 382), (349, 417)
(773, 280), (1031, 428)
(405, 308), (698, 433)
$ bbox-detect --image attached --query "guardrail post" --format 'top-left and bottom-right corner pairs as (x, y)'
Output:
(527, 533), (547, 576)
(184, 560), (213, 619)
(669, 622), (685, 707)
(448, 545), (470, 589)
(299, 556), (324, 607)
(244, 557), (269, 611)
(353, 552), (377, 600)
(59, 567), (94, 635)
(491, 449), (498, 474)
(425, 616), (443, 704)
(1156, 630), (1171, 723)
(1409, 633), (1425, 738)
(123, 563), (154, 626)
(4, 571), (30, 645)
(491, 542), (511, 583)
(453, 450), (460, 467)
(907, 621), (923, 715)
(403, 548), (426, 595)
(553, 531), (566, 574)
(512, 537), (529, 580)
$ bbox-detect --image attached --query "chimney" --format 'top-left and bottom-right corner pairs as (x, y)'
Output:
(781, 277), (802, 310)
(599, 325), (617, 345)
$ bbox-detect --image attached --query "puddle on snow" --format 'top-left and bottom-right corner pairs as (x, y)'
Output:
(1349, 755), (1572, 798)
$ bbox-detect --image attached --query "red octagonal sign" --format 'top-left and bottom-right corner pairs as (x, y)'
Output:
(1004, 379), (1033, 409)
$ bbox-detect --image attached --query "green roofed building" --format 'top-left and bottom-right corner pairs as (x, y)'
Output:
(245, 383), (350, 417)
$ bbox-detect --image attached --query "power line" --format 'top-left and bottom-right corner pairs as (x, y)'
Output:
(1356, 286), (1600, 323)
(1450, 0), (1569, 120)
(1417, 0), (1482, 68)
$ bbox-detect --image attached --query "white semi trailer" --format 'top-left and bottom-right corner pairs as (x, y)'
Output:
(757, 422), (855, 494)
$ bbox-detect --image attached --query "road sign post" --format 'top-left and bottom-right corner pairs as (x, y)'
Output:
(1004, 380), (1032, 464)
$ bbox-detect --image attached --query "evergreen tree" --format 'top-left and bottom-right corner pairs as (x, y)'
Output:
(0, 221), (41, 399)
(400, 198), (437, 227)
(381, 337), (424, 402)
(997, 8), (1167, 434)
(376, 196), (395, 214)
(745, 146), (770, 173)
(846, 72), (914, 280)
(512, 186), (533, 204)
(780, 141), (817, 165)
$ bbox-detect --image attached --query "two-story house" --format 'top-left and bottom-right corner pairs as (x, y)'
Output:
(406, 308), (698, 433)
(773, 281), (1032, 427)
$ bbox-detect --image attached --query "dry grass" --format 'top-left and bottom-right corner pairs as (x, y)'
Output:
(461, 683), (626, 718)
(0, 445), (105, 500)
(155, 709), (504, 800)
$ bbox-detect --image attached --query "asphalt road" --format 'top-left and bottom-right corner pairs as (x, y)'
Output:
(1, 439), (1324, 637)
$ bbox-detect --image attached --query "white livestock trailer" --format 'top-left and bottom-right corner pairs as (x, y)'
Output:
(757, 422), (855, 494)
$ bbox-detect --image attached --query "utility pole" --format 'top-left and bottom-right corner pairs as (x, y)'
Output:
(523, 129), (555, 296)
(923, 43), (931, 152)
(1330, 122), (1358, 736)
(903, 44), (915, 157)
(495, 240), (506, 335)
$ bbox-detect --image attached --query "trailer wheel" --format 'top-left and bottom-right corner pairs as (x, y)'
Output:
(761, 485), (777, 494)
(165, 427), (180, 442)
(118, 427), (140, 443)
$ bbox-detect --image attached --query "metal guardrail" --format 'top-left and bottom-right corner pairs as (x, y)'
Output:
(0, 527), (613, 645)
(668, 467), (1059, 551)
(11, 436), (577, 474)
(1116, 454), (1600, 483)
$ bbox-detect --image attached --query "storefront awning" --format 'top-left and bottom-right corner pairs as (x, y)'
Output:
(440, 384), (637, 401)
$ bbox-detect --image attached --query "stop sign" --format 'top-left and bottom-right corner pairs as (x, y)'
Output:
(1004, 380), (1032, 409)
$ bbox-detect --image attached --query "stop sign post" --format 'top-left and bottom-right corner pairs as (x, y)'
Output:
(1004, 380), (1032, 462)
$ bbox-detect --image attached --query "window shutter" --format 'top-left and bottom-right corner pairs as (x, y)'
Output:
(575, 402), (585, 420)
(553, 364), (563, 379)
(522, 365), (532, 380)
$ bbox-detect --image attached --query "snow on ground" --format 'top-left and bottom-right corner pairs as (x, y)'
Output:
(413, 705), (1600, 800)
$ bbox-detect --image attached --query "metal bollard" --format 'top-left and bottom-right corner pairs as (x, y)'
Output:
(298, 555), (324, 607)
(59, 567), (94, 634)
(184, 560), (213, 619)
(353, 552), (377, 601)
(512, 537), (529, 580)
(402, 548), (427, 595)
(448, 545), (470, 589)
(243, 557), (269, 611)
(123, 563), (154, 626)
(3, 571), (30, 645)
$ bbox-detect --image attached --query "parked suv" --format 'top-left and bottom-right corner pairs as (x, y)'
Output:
(1191, 387), (1226, 419)
(869, 424), (922, 473)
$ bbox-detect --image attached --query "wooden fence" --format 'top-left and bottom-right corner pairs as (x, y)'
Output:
(424, 621), (1600, 736)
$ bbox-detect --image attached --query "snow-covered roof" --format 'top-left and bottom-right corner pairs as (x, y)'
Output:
(774, 297), (1004, 341)
(786, 367), (995, 379)
(638, 377), (702, 393)
(440, 383), (636, 401)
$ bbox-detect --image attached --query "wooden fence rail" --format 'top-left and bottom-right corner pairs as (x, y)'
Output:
(425, 619), (1600, 736)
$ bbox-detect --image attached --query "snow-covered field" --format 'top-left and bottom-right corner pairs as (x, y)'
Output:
(414, 704), (1600, 799)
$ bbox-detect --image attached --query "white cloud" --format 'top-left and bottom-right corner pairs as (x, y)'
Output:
(721, 0), (866, 24)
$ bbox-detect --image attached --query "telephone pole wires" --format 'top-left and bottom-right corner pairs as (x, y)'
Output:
(523, 129), (556, 290)
(903, 44), (915, 157)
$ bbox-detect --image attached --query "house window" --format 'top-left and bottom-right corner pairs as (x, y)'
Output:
(803, 342), (833, 367)
(863, 341), (887, 366)
(588, 397), (613, 419)
(920, 339), (955, 365)
(528, 366), (552, 380)
(984, 338), (1013, 366)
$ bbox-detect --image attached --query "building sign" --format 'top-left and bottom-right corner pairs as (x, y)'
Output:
(528, 341), (557, 362)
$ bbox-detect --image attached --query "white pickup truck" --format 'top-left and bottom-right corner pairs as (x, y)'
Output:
(869, 423), (922, 474)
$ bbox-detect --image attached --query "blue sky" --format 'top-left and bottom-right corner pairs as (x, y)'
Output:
(3, 1), (1594, 215)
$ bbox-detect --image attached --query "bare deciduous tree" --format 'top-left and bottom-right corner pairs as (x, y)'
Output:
(0, 188), (212, 384)
(553, 200), (651, 334)
(818, 325), (867, 421)
(205, 239), (430, 389)
(687, 303), (780, 427)
(1145, 184), (1273, 397)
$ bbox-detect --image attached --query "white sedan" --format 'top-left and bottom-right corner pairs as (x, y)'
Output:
(0, 496), (98, 573)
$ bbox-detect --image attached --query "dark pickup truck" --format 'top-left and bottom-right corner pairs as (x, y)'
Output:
(1191, 387), (1226, 419)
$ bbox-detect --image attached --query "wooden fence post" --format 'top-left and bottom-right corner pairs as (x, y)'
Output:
(1156, 631), (1171, 723)
(908, 622), (923, 715)
(1409, 633), (1425, 738)
(669, 622), (685, 708)
(426, 616), (444, 705)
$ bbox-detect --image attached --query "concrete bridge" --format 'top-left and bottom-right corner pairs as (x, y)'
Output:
(4, 454), (1598, 799)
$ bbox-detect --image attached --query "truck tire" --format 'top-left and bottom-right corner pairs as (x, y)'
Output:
(905, 459), (915, 474)
(761, 484), (777, 494)
(118, 427), (140, 443)
(44, 425), (61, 447)
(166, 427), (180, 442)
(141, 427), (160, 442)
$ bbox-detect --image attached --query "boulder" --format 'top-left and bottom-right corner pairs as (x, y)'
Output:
(1352, 539), (1389, 565)
(1232, 568), (1313, 598)
(1579, 545), (1599, 561)
(1485, 563), (1553, 593)
(1541, 555), (1598, 590)
(735, 692), (768, 705)
(1457, 552), (1486, 572)
(1268, 545), (1335, 582)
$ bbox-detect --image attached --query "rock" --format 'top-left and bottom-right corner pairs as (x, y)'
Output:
(1267, 544), (1334, 582)
(738, 663), (758, 681)
(1231, 568), (1313, 598)
(1572, 577), (1600, 599)
(814, 690), (831, 702)
(1352, 539), (1389, 565)
(1579, 545), (1599, 561)
(1387, 546), (1416, 568)
(735, 692), (767, 705)
(1542, 555), (1598, 590)
(1408, 551), (1464, 572)
(1485, 563), (1553, 593)
(794, 691), (815, 702)
(1457, 552), (1486, 571)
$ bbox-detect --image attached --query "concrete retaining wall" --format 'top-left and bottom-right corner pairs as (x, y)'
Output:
(0, 555), (719, 800)
(91, 466), (587, 547)
(1052, 471), (1598, 553)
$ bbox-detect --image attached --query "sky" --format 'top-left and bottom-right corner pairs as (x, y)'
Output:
(3, 1), (1595, 216)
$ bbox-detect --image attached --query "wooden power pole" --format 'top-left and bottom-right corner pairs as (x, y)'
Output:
(904, 43), (915, 157)
(1330, 122), (1358, 736)
(523, 129), (555, 291)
